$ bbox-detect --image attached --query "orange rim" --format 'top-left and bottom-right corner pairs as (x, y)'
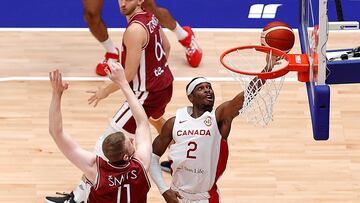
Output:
(220, 45), (291, 79)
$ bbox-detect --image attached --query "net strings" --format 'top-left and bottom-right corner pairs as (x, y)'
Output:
(225, 48), (285, 126)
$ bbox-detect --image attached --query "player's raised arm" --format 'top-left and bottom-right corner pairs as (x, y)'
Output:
(106, 62), (152, 170)
(216, 55), (277, 139)
(48, 69), (97, 182)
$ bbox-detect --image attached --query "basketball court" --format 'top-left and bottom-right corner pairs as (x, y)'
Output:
(1, 0), (360, 202)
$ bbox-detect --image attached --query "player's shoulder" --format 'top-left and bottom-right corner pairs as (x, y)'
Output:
(126, 22), (147, 33)
(124, 23), (148, 44)
(165, 116), (176, 126)
(159, 116), (175, 133)
(132, 157), (146, 168)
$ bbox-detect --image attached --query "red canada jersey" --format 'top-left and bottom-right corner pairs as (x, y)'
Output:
(88, 156), (150, 203)
(121, 11), (173, 92)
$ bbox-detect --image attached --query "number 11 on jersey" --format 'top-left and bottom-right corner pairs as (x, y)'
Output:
(117, 184), (130, 203)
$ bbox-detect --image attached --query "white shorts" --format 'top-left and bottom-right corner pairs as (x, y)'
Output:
(170, 184), (221, 203)
(179, 199), (214, 203)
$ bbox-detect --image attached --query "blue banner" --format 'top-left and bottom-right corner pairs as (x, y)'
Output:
(0, 0), (359, 28)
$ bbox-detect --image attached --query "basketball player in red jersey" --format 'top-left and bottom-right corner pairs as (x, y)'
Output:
(45, 0), (173, 202)
(48, 63), (152, 203)
(150, 58), (276, 202)
(91, 0), (202, 76)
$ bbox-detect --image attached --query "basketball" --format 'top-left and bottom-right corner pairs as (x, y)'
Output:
(261, 21), (295, 53)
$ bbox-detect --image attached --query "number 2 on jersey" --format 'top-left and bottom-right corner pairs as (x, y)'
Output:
(186, 141), (197, 159)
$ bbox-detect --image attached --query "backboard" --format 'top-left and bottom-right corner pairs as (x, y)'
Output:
(299, 0), (360, 140)
(299, 0), (330, 140)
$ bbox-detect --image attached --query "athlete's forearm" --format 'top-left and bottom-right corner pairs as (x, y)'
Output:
(104, 82), (120, 96)
(114, 77), (152, 168)
(118, 81), (147, 125)
(49, 91), (97, 178)
(49, 93), (64, 137)
(149, 153), (170, 194)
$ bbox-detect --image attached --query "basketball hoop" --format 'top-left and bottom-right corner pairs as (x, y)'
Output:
(220, 45), (312, 126)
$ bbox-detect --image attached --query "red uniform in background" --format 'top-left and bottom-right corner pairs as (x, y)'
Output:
(111, 11), (174, 134)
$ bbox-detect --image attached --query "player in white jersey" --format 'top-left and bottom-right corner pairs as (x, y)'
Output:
(149, 77), (231, 202)
(149, 66), (275, 202)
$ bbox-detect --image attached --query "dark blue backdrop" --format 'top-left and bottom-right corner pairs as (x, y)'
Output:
(0, 0), (359, 28)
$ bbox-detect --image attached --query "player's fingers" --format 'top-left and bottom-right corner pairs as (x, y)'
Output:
(88, 95), (96, 103)
(107, 61), (114, 69)
(64, 82), (69, 90)
(55, 71), (60, 83)
(59, 72), (63, 84)
(175, 192), (183, 199)
(104, 67), (110, 76)
(85, 90), (96, 94)
(52, 71), (57, 85)
(56, 69), (60, 80)
(93, 100), (99, 107)
(115, 61), (122, 69)
(52, 70), (57, 82)
(115, 62), (124, 70)
(49, 71), (53, 81)
(108, 62), (118, 73)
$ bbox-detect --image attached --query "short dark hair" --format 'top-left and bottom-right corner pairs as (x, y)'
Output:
(102, 132), (126, 163)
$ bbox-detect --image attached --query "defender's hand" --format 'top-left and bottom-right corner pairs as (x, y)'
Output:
(105, 61), (127, 85)
(49, 69), (69, 96)
(265, 54), (281, 72)
(87, 86), (109, 107)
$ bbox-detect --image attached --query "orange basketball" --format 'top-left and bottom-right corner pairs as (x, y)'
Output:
(261, 21), (295, 53)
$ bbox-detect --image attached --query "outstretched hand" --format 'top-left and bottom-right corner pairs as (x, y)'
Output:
(86, 62), (126, 107)
(49, 69), (69, 96)
(265, 54), (281, 72)
(105, 61), (127, 85)
(86, 86), (109, 107)
(162, 189), (183, 203)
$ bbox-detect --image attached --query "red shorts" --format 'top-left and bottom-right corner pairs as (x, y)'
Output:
(111, 84), (173, 134)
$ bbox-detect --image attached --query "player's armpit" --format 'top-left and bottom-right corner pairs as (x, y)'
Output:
(152, 117), (175, 156)
(216, 91), (244, 122)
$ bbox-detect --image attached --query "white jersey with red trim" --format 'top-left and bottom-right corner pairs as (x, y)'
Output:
(169, 106), (228, 198)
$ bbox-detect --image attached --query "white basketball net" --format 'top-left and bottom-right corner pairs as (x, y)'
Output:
(223, 47), (288, 126)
